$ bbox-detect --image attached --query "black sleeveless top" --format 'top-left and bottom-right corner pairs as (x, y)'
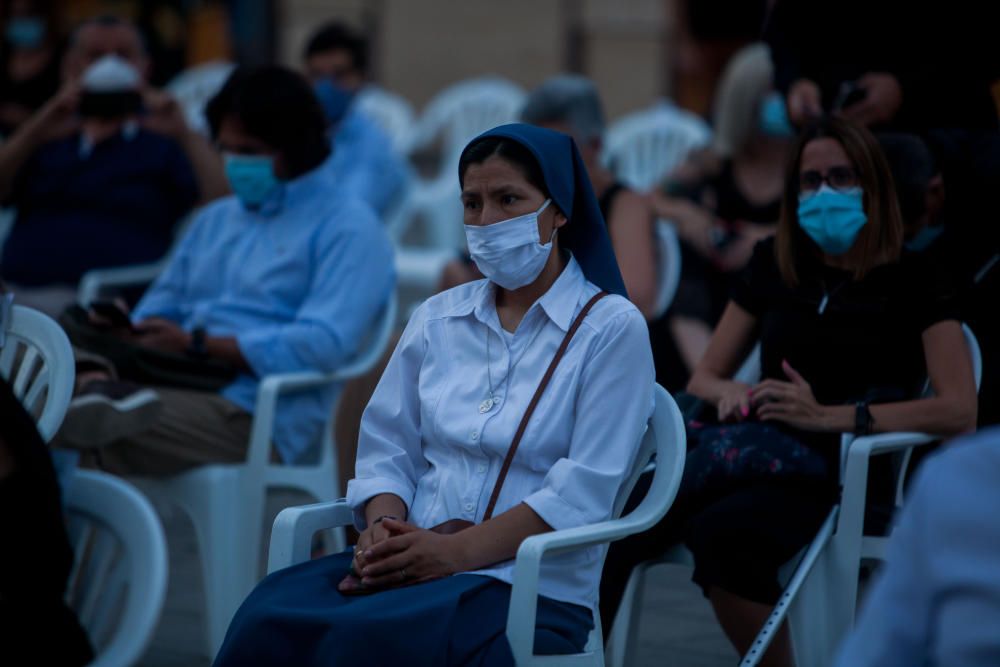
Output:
(597, 182), (628, 227)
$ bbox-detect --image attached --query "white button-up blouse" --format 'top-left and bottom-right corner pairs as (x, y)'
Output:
(346, 256), (655, 610)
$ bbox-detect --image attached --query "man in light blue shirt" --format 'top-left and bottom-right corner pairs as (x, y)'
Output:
(835, 427), (1000, 666)
(303, 22), (408, 217)
(56, 65), (395, 470)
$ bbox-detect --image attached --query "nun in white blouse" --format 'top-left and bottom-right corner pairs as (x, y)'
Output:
(214, 123), (655, 667)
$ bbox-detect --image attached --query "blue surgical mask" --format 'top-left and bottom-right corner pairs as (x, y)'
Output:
(759, 92), (794, 138)
(313, 78), (353, 128)
(905, 223), (944, 252)
(4, 16), (45, 48)
(224, 154), (283, 211)
(797, 185), (867, 255)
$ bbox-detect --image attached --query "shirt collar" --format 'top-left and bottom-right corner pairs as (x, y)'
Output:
(457, 255), (587, 333)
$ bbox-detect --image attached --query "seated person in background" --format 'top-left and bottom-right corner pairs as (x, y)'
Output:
(0, 375), (93, 667)
(213, 124), (654, 667)
(303, 21), (407, 217)
(0, 14), (229, 317)
(877, 134), (948, 255)
(601, 117), (976, 666)
(53, 65), (395, 475)
(442, 75), (660, 319)
(653, 43), (790, 376)
(835, 427), (1000, 667)
(0, 0), (62, 136)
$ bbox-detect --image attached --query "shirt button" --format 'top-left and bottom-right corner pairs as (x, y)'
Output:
(477, 464), (487, 473)
(471, 430), (479, 441)
(464, 502), (474, 512)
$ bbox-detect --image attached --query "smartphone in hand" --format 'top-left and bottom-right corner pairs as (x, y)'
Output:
(89, 300), (137, 332)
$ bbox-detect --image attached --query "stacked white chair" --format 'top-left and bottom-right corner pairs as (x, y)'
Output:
(602, 101), (711, 193)
(267, 384), (687, 667)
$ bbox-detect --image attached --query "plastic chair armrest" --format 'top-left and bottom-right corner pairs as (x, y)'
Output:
(77, 261), (165, 306)
(267, 500), (354, 573)
(246, 372), (340, 466)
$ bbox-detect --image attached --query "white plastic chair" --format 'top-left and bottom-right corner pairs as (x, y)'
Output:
(407, 77), (527, 163)
(602, 101), (711, 193)
(64, 469), (169, 667)
(608, 325), (982, 667)
(0, 304), (74, 442)
(129, 291), (397, 658)
(267, 384), (687, 667)
(404, 78), (526, 250)
(652, 219), (682, 320)
(165, 61), (237, 136)
(354, 86), (417, 153)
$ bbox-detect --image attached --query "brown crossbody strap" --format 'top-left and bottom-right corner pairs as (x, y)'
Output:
(482, 291), (608, 520)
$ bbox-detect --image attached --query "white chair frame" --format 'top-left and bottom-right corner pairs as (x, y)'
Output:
(65, 469), (169, 667)
(0, 304), (75, 442)
(266, 384), (687, 667)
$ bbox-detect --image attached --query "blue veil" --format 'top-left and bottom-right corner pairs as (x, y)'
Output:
(458, 123), (629, 298)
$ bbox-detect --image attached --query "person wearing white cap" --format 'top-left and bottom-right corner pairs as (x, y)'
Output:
(0, 15), (228, 316)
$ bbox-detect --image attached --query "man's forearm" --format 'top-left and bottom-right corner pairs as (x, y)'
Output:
(178, 130), (230, 204)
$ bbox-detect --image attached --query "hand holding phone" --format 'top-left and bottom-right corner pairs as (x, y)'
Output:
(89, 300), (136, 332)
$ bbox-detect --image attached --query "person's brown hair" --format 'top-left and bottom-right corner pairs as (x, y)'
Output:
(775, 116), (903, 286)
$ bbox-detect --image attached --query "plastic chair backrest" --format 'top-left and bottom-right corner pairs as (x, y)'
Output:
(652, 220), (683, 319)
(354, 86), (417, 153)
(64, 470), (168, 667)
(612, 385), (687, 523)
(165, 61), (236, 135)
(409, 77), (526, 160)
(0, 305), (74, 442)
(603, 102), (711, 192)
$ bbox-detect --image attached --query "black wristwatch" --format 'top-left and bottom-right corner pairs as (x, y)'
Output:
(854, 401), (874, 436)
(187, 327), (208, 359)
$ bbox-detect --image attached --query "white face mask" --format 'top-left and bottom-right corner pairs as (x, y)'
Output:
(464, 199), (555, 290)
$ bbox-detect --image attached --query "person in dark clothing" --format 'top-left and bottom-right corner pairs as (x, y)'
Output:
(0, 375), (93, 666)
(0, 14), (228, 316)
(765, 0), (999, 133)
(600, 117), (977, 666)
(653, 43), (790, 380)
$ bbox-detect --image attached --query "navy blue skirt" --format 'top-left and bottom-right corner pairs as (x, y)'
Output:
(214, 552), (594, 667)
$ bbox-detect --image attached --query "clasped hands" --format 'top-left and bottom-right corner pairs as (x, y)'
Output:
(717, 359), (831, 431)
(339, 518), (465, 593)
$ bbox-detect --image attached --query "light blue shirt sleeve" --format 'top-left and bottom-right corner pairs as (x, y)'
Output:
(131, 209), (206, 324)
(346, 301), (431, 528)
(522, 308), (655, 530)
(328, 110), (406, 216)
(235, 206), (395, 377)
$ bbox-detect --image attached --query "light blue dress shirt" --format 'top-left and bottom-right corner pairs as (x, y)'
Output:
(835, 427), (1000, 667)
(325, 106), (407, 216)
(346, 257), (655, 611)
(132, 165), (396, 463)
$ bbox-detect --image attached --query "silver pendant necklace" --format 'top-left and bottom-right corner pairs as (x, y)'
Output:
(480, 319), (545, 414)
